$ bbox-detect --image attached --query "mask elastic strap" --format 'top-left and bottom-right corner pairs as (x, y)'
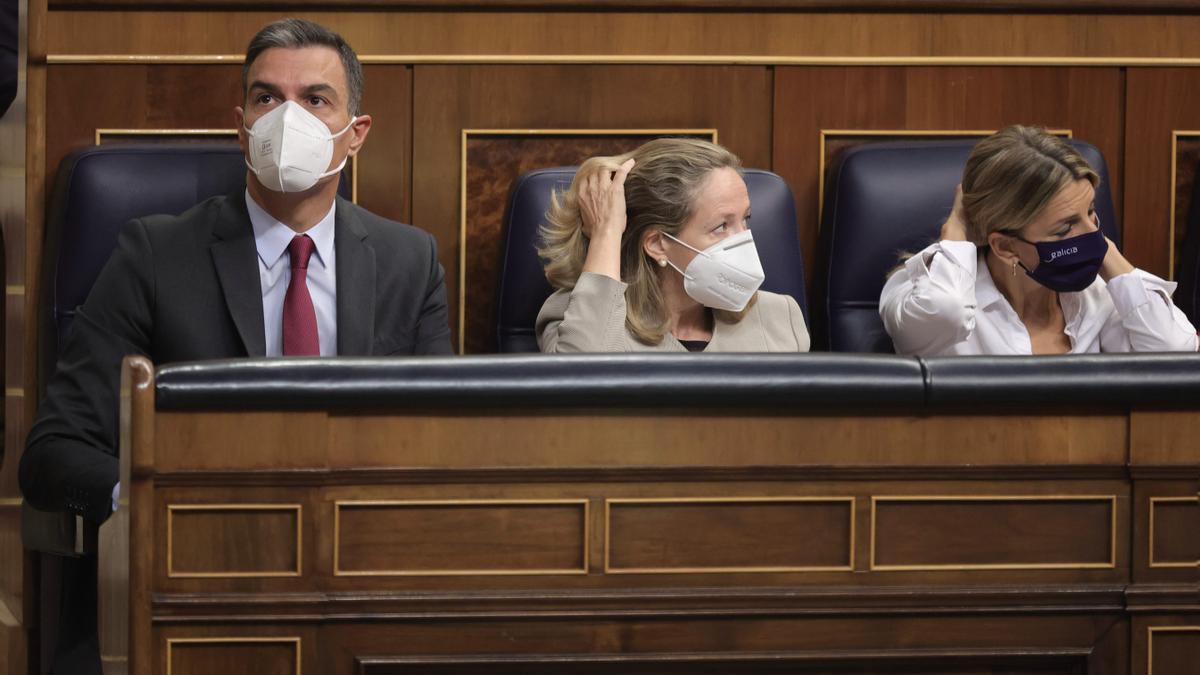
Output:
(657, 231), (699, 280)
(659, 231), (707, 257)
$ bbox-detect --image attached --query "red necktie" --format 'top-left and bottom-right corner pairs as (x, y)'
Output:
(283, 235), (319, 356)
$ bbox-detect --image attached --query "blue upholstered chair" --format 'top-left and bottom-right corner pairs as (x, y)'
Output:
(495, 167), (809, 353)
(819, 139), (1119, 353)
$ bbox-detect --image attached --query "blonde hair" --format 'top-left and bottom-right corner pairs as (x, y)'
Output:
(538, 138), (749, 345)
(962, 125), (1100, 245)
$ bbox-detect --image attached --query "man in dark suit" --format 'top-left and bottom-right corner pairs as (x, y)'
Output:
(20, 18), (452, 673)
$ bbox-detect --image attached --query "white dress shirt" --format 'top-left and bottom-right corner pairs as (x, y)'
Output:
(879, 239), (1199, 356)
(246, 191), (338, 356)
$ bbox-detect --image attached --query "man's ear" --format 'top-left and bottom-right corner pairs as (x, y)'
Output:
(234, 106), (248, 153)
(346, 114), (372, 157)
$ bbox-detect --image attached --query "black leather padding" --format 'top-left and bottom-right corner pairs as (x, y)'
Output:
(155, 354), (924, 410)
(41, 143), (352, 390)
(820, 138), (1119, 354)
(924, 353), (1200, 406)
(495, 167), (809, 354)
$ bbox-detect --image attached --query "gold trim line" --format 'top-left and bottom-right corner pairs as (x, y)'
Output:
(166, 637), (300, 675)
(869, 494), (1118, 572)
(166, 504), (303, 579)
(46, 54), (1200, 67)
(1147, 495), (1200, 568)
(604, 496), (855, 575)
(334, 498), (590, 577)
(1148, 625), (1200, 675)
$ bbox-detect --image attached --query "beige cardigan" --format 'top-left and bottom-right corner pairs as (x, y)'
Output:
(536, 272), (811, 353)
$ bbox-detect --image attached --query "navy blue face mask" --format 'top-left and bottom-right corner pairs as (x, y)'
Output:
(1011, 227), (1108, 293)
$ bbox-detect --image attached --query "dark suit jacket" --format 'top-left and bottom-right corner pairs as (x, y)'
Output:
(20, 191), (453, 523)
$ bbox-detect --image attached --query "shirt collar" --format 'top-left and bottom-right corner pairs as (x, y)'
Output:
(245, 190), (337, 269)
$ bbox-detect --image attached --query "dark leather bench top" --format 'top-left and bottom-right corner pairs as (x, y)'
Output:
(154, 354), (925, 410)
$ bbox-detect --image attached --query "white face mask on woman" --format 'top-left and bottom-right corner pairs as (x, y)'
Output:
(243, 100), (356, 193)
(660, 230), (765, 312)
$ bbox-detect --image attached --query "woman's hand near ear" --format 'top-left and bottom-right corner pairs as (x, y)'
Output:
(1099, 236), (1135, 282)
(940, 185), (969, 242)
(581, 158), (636, 282)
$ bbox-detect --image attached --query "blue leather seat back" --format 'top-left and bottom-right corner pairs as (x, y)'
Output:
(41, 143), (350, 380)
(820, 139), (1119, 353)
(496, 167), (808, 353)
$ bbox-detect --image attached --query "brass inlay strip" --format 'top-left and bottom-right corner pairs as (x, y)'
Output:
(47, 54), (1200, 67)
(1167, 130), (1200, 281)
(1148, 626), (1200, 675)
(604, 496), (856, 574)
(166, 637), (300, 675)
(817, 129), (1072, 233)
(457, 127), (717, 352)
(869, 494), (1118, 571)
(5, 388), (23, 398)
(1148, 495), (1200, 568)
(166, 504), (303, 579)
(334, 498), (590, 577)
(0, 498), (23, 507)
(5, 285), (24, 295)
(94, 128), (359, 203)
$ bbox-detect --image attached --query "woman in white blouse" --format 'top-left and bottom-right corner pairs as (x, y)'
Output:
(880, 126), (1197, 356)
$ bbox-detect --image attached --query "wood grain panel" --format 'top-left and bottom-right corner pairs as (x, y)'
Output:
(47, 0), (1200, 9)
(871, 496), (1116, 570)
(166, 505), (301, 577)
(1150, 497), (1200, 567)
(43, 11), (1200, 59)
(320, 412), (1126, 469)
(1130, 410), (1200, 465)
(606, 497), (853, 572)
(774, 66), (1123, 292)
(413, 65), (771, 347)
(155, 411), (330, 471)
(167, 637), (299, 675)
(1126, 69), (1200, 278)
(335, 500), (587, 575)
(355, 65), (413, 225)
(1148, 627), (1200, 675)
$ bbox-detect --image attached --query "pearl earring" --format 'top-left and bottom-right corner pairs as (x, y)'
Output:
(657, 258), (668, 268)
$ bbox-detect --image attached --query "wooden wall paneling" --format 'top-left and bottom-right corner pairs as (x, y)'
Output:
(356, 65), (412, 225)
(773, 65), (1124, 306)
(1132, 619), (1200, 675)
(40, 11), (1200, 60)
(411, 65), (772, 349)
(1125, 69), (1200, 278)
(1131, 479), (1200, 585)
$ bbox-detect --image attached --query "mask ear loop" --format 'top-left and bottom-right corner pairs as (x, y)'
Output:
(657, 231), (699, 280)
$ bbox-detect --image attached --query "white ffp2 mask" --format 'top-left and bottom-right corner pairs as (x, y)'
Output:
(661, 230), (765, 312)
(243, 100), (356, 193)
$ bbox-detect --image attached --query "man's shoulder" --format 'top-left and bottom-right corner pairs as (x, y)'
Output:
(340, 200), (433, 248)
(136, 192), (238, 240)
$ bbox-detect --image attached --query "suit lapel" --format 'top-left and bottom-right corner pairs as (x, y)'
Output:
(335, 198), (376, 355)
(209, 193), (267, 357)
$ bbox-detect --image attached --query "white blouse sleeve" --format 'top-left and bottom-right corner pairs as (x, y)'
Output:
(1098, 269), (1198, 353)
(879, 240), (980, 356)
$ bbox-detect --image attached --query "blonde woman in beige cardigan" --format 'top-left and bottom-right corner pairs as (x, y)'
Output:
(536, 138), (809, 353)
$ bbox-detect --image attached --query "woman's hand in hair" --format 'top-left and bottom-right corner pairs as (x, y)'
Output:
(580, 158), (636, 282)
(940, 184), (969, 242)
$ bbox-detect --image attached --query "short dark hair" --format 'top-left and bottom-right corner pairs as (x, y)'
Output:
(242, 18), (364, 115)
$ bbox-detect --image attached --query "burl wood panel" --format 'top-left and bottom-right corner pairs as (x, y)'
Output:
(872, 497), (1115, 570)
(1126, 69), (1200, 278)
(462, 132), (711, 354)
(335, 501), (587, 575)
(413, 65), (771, 349)
(1147, 628), (1200, 675)
(167, 638), (299, 675)
(774, 67), (1123, 290)
(606, 498), (852, 572)
(166, 506), (300, 577)
(1150, 498), (1200, 566)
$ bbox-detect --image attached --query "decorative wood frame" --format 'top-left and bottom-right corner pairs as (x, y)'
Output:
(166, 503), (303, 579)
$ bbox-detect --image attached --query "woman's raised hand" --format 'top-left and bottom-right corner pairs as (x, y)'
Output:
(940, 184), (969, 242)
(579, 158), (635, 239)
